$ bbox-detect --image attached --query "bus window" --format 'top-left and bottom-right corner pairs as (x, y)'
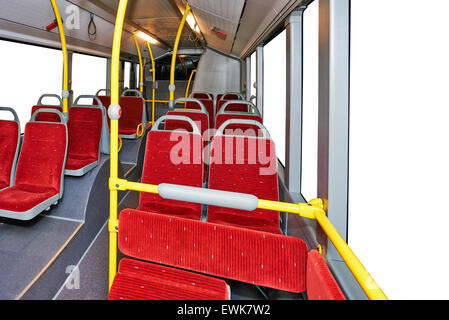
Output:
(250, 52), (257, 103)
(301, 0), (319, 201)
(72, 53), (107, 97)
(349, 0), (449, 299)
(263, 30), (287, 166)
(0, 39), (62, 130)
(123, 61), (131, 89)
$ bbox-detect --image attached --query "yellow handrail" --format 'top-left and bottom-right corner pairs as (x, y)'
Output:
(185, 69), (197, 98)
(108, 0), (128, 290)
(108, 177), (387, 300)
(132, 35), (144, 94)
(49, 0), (69, 114)
(146, 42), (156, 125)
(169, 4), (191, 108)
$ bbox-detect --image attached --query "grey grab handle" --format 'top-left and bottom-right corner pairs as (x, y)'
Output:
(152, 115), (201, 135)
(96, 89), (110, 96)
(219, 92), (244, 101)
(175, 98), (208, 115)
(190, 92), (213, 101)
(37, 94), (63, 107)
(30, 108), (67, 124)
(219, 100), (260, 116)
(0, 106), (20, 123)
(74, 95), (105, 109)
(121, 89), (143, 97)
(158, 183), (259, 211)
(215, 119), (270, 139)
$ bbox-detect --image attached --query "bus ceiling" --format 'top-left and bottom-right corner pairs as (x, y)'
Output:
(0, 0), (310, 60)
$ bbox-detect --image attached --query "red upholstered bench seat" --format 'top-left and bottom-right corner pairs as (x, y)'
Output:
(0, 185), (58, 212)
(0, 113), (20, 191)
(118, 209), (308, 293)
(109, 258), (230, 300)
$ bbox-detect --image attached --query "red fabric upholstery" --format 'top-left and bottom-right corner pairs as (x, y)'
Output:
(215, 114), (263, 131)
(94, 96), (111, 109)
(186, 100), (214, 128)
(217, 101), (249, 114)
(117, 97), (144, 136)
(66, 107), (103, 170)
(109, 258), (229, 300)
(139, 131), (203, 220)
(31, 105), (63, 122)
(0, 122), (66, 212)
(192, 93), (212, 100)
(0, 120), (19, 190)
(216, 94), (241, 114)
(307, 250), (346, 300)
(208, 136), (280, 234)
(118, 209), (308, 292)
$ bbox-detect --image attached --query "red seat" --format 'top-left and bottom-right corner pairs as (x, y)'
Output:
(215, 114), (263, 132)
(65, 106), (103, 175)
(306, 250), (346, 300)
(192, 92), (212, 100)
(0, 108), (20, 190)
(216, 93), (243, 114)
(109, 258), (229, 300)
(118, 209), (308, 293)
(0, 109), (67, 220)
(186, 99), (214, 128)
(138, 116), (204, 220)
(208, 124), (280, 234)
(31, 105), (63, 122)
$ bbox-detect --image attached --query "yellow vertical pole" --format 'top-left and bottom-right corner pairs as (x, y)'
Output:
(146, 42), (156, 125)
(50, 0), (69, 114)
(132, 35), (144, 94)
(169, 4), (191, 109)
(185, 69), (197, 108)
(108, 0), (128, 290)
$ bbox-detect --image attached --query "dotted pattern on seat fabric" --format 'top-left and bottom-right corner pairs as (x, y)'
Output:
(0, 120), (19, 190)
(306, 250), (346, 300)
(31, 105), (63, 123)
(207, 135), (281, 234)
(138, 130), (203, 220)
(66, 107), (102, 170)
(118, 209), (308, 293)
(109, 258), (229, 300)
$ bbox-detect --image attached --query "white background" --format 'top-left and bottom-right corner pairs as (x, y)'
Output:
(71, 52), (107, 98)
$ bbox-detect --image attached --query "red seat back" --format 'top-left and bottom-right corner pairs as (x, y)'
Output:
(15, 121), (67, 193)
(67, 107), (103, 165)
(0, 119), (19, 189)
(139, 127), (203, 220)
(166, 110), (209, 140)
(31, 105), (63, 122)
(186, 100), (214, 128)
(215, 114), (263, 132)
(208, 134), (280, 234)
(192, 92), (212, 100)
(307, 250), (346, 300)
(118, 96), (144, 135)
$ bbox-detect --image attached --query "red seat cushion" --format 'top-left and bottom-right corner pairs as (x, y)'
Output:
(66, 107), (102, 170)
(138, 131), (203, 220)
(109, 258), (229, 300)
(118, 209), (308, 293)
(0, 120), (19, 189)
(31, 105), (63, 122)
(306, 250), (346, 300)
(0, 185), (58, 212)
(208, 136), (280, 234)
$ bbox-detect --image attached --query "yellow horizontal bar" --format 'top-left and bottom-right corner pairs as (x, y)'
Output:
(145, 100), (184, 104)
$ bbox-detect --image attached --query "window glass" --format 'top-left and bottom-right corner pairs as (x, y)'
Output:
(250, 52), (257, 103)
(72, 53), (107, 97)
(301, 0), (319, 201)
(124, 61), (131, 89)
(263, 30), (287, 165)
(349, 0), (449, 299)
(0, 40), (62, 130)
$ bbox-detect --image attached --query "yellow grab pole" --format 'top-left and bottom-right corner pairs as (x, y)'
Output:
(50, 0), (69, 114)
(132, 35), (144, 94)
(108, 0), (128, 290)
(146, 42), (156, 125)
(185, 69), (197, 108)
(169, 4), (191, 109)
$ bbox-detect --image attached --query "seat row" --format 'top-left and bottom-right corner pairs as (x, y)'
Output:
(0, 93), (110, 220)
